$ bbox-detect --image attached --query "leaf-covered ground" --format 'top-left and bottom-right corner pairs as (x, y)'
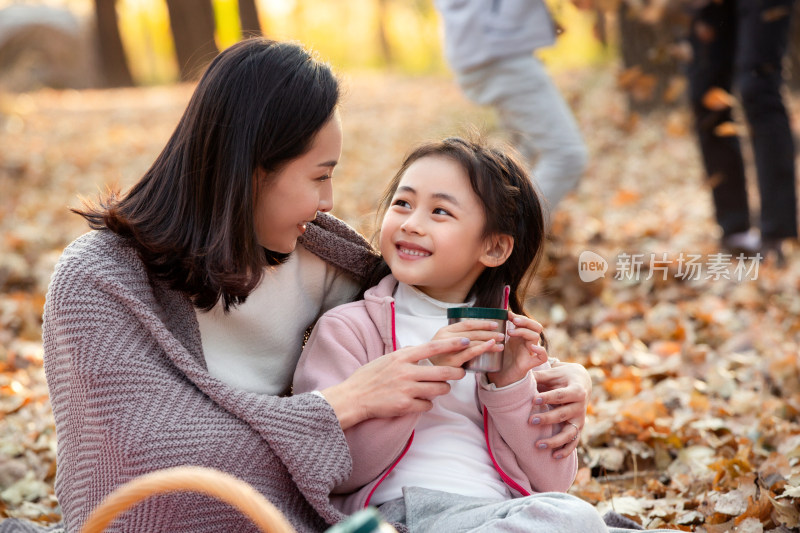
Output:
(0, 67), (798, 531)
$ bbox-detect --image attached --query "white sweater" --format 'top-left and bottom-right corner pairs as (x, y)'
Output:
(196, 243), (359, 395)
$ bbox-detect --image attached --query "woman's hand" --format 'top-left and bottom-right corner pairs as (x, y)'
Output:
(429, 319), (505, 367)
(321, 336), (497, 430)
(531, 361), (592, 459)
(486, 311), (547, 388)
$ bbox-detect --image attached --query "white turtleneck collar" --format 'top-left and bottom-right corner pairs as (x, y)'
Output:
(393, 282), (473, 319)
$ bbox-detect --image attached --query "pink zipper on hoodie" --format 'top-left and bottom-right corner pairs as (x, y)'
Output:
(365, 301), (415, 507)
(363, 297), (529, 507)
(490, 284), (529, 494)
(484, 408), (530, 496)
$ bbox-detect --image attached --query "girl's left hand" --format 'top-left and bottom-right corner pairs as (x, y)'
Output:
(486, 311), (547, 388)
(530, 361), (592, 459)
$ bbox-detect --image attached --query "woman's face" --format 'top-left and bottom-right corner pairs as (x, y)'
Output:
(254, 113), (343, 253)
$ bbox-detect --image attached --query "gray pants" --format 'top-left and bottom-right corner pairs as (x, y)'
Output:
(378, 487), (609, 532)
(456, 53), (588, 218)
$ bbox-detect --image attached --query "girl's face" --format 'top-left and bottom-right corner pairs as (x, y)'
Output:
(254, 113), (342, 253)
(380, 155), (499, 303)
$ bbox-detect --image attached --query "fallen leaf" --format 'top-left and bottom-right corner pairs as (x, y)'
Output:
(612, 189), (642, 207)
(761, 6), (790, 22)
(714, 121), (740, 137)
(663, 76), (687, 104)
(702, 87), (735, 111)
(768, 492), (800, 528)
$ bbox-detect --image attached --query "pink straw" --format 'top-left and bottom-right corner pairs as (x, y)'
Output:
(502, 285), (510, 310)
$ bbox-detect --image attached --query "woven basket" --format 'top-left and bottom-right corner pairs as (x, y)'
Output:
(79, 466), (296, 533)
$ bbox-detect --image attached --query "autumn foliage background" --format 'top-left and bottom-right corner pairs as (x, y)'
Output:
(1, 0), (800, 531)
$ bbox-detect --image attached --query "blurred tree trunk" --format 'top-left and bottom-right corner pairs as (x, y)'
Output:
(238, 0), (262, 38)
(617, 1), (687, 113)
(165, 0), (219, 81)
(93, 0), (133, 87)
(377, 0), (394, 66)
(788, 0), (800, 91)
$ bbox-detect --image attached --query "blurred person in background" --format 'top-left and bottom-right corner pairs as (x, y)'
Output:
(688, 0), (797, 262)
(433, 0), (589, 227)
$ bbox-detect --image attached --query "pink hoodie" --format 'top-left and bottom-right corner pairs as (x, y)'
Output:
(293, 275), (577, 515)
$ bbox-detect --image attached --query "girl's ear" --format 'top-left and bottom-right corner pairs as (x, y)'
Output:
(480, 234), (514, 268)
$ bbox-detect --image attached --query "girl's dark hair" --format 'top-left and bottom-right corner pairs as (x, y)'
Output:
(74, 39), (340, 311)
(363, 136), (547, 314)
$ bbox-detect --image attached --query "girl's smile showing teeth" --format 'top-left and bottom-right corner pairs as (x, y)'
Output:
(379, 155), (500, 302)
(396, 241), (431, 259)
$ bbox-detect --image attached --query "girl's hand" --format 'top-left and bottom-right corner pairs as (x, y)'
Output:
(428, 319), (505, 367)
(322, 336), (497, 430)
(486, 311), (547, 388)
(530, 361), (592, 459)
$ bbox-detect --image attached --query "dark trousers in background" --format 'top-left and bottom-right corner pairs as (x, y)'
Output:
(688, 0), (798, 240)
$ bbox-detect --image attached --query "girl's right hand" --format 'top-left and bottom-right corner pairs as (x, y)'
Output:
(322, 336), (496, 430)
(428, 319), (506, 367)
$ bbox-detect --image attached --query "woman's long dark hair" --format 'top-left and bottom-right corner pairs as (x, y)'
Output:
(363, 137), (547, 315)
(75, 39), (340, 311)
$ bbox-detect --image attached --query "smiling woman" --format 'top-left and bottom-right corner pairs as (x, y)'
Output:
(34, 38), (379, 533)
(255, 112), (342, 254)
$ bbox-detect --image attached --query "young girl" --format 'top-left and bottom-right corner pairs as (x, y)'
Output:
(293, 137), (608, 531)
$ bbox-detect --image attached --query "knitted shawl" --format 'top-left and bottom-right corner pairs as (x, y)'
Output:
(26, 213), (379, 533)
